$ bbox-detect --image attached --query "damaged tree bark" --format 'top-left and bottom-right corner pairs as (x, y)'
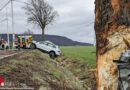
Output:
(95, 0), (130, 90)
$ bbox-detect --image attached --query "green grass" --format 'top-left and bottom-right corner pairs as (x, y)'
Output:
(60, 46), (96, 67)
(0, 59), (30, 73)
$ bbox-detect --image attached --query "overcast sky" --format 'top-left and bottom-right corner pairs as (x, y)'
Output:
(0, 0), (95, 44)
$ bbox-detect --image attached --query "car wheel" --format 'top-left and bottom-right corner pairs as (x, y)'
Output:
(2, 45), (4, 49)
(30, 44), (36, 49)
(49, 52), (56, 59)
(6, 46), (9, 49)
(17, 45), (20, 49)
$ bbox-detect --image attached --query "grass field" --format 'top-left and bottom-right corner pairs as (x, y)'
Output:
(60, 46), (96, 67)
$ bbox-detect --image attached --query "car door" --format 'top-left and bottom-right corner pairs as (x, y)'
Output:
(38, 42), (50, 52)
(46, 43), (55, 52)
(36, 41), (45, 49)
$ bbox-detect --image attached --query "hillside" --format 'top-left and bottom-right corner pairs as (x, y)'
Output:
(0, 34), (93, 46)
(0, 50), (86, 90)
(0, 47), (96, 90)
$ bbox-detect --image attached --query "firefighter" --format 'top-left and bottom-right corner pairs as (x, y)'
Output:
(0, 37), (1, 47)
(28, 36), (32, 43)
(17, 35), (33, 49)
(17, 37), (21, 49)
(1, 39), (5, 49)
(20, 36), (23, 47)
(22, 37), (26, 48)
(0, 40), (1, 47)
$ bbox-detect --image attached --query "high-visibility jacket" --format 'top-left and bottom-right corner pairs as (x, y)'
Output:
(0, 41), (1, 45)
(1, 40), (4, 45)
(22, 38), (25, 45)
(28, 38), (31, 42)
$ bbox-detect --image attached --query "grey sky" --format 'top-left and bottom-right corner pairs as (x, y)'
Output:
(0, 0), (95, 44)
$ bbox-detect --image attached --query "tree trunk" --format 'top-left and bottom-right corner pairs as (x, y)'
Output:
(95, 0), (130, 90)
(42, 25), (45, 40)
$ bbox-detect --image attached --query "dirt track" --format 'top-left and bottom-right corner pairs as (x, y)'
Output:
(0, 49), (24, 60)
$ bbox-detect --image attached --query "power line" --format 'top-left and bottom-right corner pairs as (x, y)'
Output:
(0, 0), (10, 12)
(0, 18), (8, 23)
(13, 0), (30, 5)
(0, 0), (6, 5)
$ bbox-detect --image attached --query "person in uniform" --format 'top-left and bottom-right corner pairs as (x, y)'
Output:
(17, 37), (21, 49)
(22, 37), (26, 48)
(0, 39), (1, 47)
(1, 39), (5, 49)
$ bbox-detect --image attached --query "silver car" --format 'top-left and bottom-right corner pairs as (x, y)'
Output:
(29, 41), (61, 59)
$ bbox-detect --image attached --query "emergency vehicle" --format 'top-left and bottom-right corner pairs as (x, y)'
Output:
(16, 35), (33, 49)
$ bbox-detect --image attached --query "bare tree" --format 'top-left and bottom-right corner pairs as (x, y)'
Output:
(23, 29), (34, 35)
(25, 0), (58, 40)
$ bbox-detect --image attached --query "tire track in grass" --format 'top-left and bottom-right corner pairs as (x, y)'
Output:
(0, 50), (25, 60)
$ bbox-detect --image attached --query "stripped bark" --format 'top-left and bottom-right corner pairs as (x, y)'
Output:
(95, 0), (130, 89)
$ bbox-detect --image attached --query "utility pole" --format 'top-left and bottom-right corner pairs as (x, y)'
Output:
(11, 0), (15, 47)
(6, 8), (10, 45)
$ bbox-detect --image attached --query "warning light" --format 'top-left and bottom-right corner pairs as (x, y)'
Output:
(0, 77), (3, 83)
(0, 77), (5, 87)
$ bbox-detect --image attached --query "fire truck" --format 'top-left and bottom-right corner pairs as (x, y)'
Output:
(15, 35), (33, 49)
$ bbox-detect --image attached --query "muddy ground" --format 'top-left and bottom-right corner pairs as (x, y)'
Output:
(56, 56), (96, 90)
